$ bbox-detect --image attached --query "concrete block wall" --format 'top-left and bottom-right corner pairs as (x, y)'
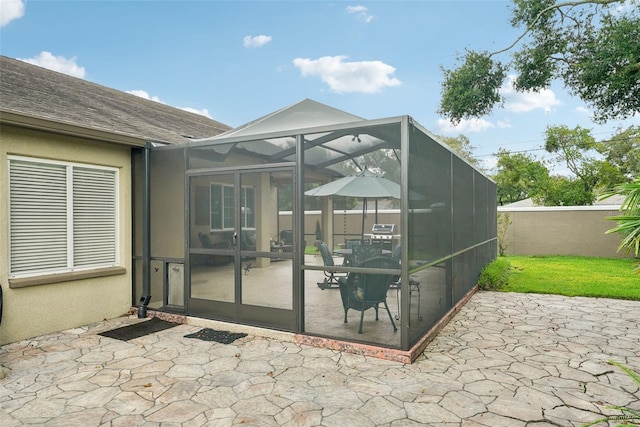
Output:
(497, 205), (627, 258)
(283, 205), (627, 258)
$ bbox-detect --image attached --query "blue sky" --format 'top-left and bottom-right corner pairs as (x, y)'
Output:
(1, 0), (638, 173)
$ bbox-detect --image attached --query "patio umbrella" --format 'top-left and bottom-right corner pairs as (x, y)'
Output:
(305, 168), (400, 239)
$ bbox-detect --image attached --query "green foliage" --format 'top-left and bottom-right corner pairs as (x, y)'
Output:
(354, 149), (401, 185)
(568, 12), (640, 123)
(497, 212), (512, 256)
(597, 126), (640, 182)
(603, 180), (640, 262)
(544, 125), (602, 198)
(437, 134), (481, 168)
(608, 361), (640, 389)
(439, 0), (640, 124)
(581, 361), (640, 427)
(477, 257), (511, 290)
(535, 175), (596, 206)
(596, 161), (628, 192)
(493, 126), (633, 207)
(545, 125), (596, 154)
(504, 256), (640, 299)
(439, 50), (507, 124)
(493, 149), (550, 205)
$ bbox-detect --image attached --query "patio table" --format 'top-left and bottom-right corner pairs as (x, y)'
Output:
(333, 248), (392, 266)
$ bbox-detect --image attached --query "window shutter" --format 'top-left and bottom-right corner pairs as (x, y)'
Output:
(9, 160), (68, 274)
(73, 167), (117, 267)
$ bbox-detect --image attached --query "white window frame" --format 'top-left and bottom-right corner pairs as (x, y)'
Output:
(8, 155), (120, 279)
(209, 183), (255, 231)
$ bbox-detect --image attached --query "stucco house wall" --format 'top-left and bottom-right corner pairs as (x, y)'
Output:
(0, 125), (133, 344)
(0, 54), (230, 345)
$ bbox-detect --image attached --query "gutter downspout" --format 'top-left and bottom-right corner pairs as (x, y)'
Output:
(139, 144), (152, 317)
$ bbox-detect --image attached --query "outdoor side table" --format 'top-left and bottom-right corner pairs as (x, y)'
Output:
(393, 277), (422, 322)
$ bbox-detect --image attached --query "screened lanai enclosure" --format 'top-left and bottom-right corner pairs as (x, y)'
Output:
(132, 99), (497, 355)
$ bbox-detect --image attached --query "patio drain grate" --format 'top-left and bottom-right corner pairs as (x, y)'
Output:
(184, 328), (248, 344)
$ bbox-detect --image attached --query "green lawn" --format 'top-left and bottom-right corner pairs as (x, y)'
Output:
(502, 255), (640, 300)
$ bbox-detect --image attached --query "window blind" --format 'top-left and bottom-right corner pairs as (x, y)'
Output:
(73, 167), (117, 267)
(9, 158), (119, 277)
(9, 160), (68, 274)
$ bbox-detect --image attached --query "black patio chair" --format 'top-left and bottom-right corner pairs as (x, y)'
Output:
(345, 239), (363, 249)
(316, 242), (347, 290)
(280, 229), (293, 245)
(350, 244), (382, 267)
(391, 244), (401, 263)
(198, 231), (214, 249)
(338, 256), (399, 334)
(342, 239), (363, 265)
(197, 232), (233, 265)
(390, 244), (401, 289)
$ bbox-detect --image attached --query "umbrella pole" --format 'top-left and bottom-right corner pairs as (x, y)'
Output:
(361, 198), (367, 242)
(375, 199), (378, 224)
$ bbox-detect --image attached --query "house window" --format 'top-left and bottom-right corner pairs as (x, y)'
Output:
(210, 183), (255, 230)
(8, 156), (119, 278)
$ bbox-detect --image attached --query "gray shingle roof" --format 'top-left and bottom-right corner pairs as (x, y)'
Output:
(0, 55), (230, 144)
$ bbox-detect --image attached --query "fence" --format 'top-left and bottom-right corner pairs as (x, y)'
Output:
(497, 205), (627, 258)
(282, 204), (627, 258)
(279, 209), (401, 246)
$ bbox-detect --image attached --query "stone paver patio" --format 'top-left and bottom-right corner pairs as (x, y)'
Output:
(1, 291), (638, 426)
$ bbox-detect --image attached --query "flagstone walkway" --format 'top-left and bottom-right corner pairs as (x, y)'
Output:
(1, 292), (638, 426)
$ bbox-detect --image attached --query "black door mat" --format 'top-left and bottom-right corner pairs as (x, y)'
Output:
(184, 328), (247, 344)
(99, 317), (179, 341)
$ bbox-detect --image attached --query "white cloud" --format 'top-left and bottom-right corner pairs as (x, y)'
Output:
(179, 107), (212, 119)
(346, 5), (373, 23)
(126, 90), (165, 104)
(436, 117), (495, 134)
(243, 35), (272, 48)
(575, 106), (591, 116)
(501, 75), (562, 113)
(0, 0), (25, 27)
(292, 55), (400, 94)
(497, 119), (512, 128)
(18, 51), (86, 78)
(126, 90), (212, 118)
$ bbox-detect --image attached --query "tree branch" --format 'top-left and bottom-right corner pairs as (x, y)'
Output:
(489, 0), (621, 58)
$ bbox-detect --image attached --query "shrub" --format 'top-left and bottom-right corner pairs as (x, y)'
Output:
(477, 257), (511, 290)
(497, 212), (512, 256)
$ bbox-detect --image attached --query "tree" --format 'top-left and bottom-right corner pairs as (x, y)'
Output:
(596, 160), (628, 191)
(544, 124), (602, 197)
(493, 149), (550, 205)
(359, 148), (401, 184)
(494, 126), (636, 206)
(536, 175), (596, 206)
(436, 134), (482, 169)
(439, 0), (640, 124)
(597, 125), (640, 182)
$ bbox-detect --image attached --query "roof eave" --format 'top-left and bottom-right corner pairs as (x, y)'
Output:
(0, 109), (148, 147)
